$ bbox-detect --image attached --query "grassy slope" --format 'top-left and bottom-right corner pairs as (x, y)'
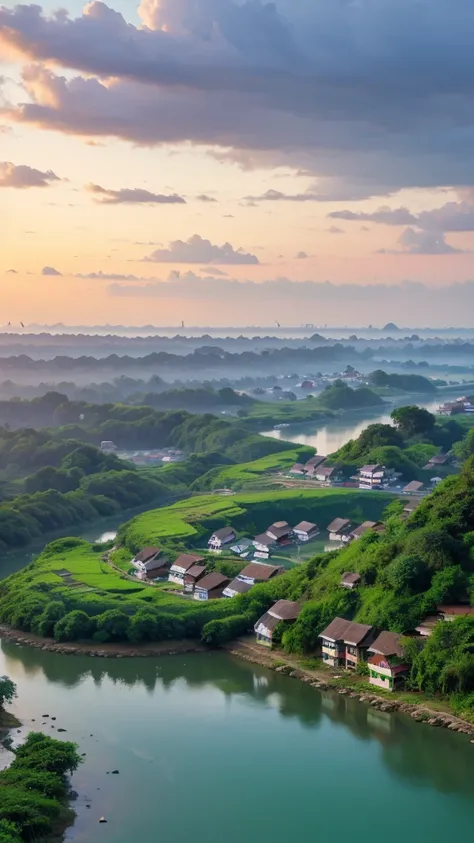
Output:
(119, 488), (393, 554)
(191, 446), (314, 491)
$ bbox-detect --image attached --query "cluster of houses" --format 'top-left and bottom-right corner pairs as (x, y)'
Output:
(438, 395), (474, 416)
(207, 519), (320, 561)
(289, 454), (451, 493)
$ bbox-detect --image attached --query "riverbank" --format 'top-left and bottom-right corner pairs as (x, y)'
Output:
(0, 624), (206, 658)
(226, 638), (474, 739)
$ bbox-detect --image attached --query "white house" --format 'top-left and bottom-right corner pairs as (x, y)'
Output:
(293, 521), (319, 542)
(252, 533), (274, 555)
(208, 526), (236, 551)
(265, 521), (293, 543)
(168, 553), (205, 585)
(222, 578), (254, 598)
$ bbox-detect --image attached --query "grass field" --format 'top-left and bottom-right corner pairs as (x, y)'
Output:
(119, 487), (394, 555)
(192, 446), (314, 492)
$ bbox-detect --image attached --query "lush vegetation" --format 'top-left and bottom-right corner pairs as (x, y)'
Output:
(368, 370), (437, 393)
(328, 406), (463, 481)
(315, 381), (384, 410)
(1, 460), (474, 711)
(0, 731), (81, 842)
(190, 447), (314, 492)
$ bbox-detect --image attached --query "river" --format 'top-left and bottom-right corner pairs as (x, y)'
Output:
(1, 643), (473, 842)
(264, 396), (443, 453)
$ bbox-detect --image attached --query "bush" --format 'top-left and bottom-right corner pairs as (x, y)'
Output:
(201, 614), (251, 646)
(54, 610), (95, 642)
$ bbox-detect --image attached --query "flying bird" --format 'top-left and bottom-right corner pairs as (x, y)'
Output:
(20, 322), (24, 328)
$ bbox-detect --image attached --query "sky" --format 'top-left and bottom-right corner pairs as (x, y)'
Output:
(2, 0), (474, 327)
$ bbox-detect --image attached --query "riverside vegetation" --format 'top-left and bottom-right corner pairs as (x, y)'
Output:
(0, 675), (81, 843)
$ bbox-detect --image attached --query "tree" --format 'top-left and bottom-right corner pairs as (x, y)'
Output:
(0, 677), (17, 710)
(391, 405), (436, 438)
(13, 732), (81, 776)
(54, 611), (94, 642)
(95, 609), (130, 642)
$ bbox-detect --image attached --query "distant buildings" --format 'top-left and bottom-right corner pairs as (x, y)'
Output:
(327, 518), (352, 542)
(293, 521), (320, 542)
(357, 464), (388, 491)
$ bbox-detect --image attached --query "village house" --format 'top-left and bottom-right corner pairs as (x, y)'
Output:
(423, 453), (449, 470)
(168, 553), (206, 586)
(349, 521), (380, 541)
(415, 615), (440, 637)
(289, 463), (306, 475)
(402, 480), (424, 494)
(368, 631), (410, 692)
(237, 562), (284, 586)
(222, 578), (254, 598)
(254, 600), (301, 648)
(265, 521), (293, 543)
(316, 465), (342, 484)
(305, 455), (327, 470)
(437, 604), (474, 621)
(357, 464), (387, 490)
(183, 565), (207, 594)
(208, 526), (236, 551)
(194, 572), (230, 601)
(293, 521), (320, 542)
(401, 498), (421, 520)
(343, 622), (376, 669)
(327, 517), (352, 542)
(319, 617), (374, 669)
(340, 572), (361, 589)
(132, 547), (165, 573)
(252, 533), (274, 557)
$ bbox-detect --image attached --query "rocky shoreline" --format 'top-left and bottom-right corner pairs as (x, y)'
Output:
(0, 624), (205, 658)
(226, 642), (474, 740)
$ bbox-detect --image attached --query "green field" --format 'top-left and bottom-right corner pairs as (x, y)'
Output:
(118, 488), (394, 555)
(191, 446), (314, 492)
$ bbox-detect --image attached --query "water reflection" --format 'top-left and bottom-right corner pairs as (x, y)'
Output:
(2, 639), (473, 801)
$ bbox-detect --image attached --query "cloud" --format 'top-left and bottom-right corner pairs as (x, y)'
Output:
(329, 207), (418, 226)
(41, 265), (62, 275)
(6, 268), (17, 273)
(378, 228), (466, 255)
(244, 189), (319, 203)
(200, 267), (228, 276)
(143, 234), (259, 265)
(0, 161), (60, 188)
(196, 194), (217, 203)
(5, 1), (474, 196)
(326, 226), (344, 234)
(85, 183), (185, 204)
(330, 198), (474, 233)
(75, 271), (155, 281)
(295, 251), (308, 259)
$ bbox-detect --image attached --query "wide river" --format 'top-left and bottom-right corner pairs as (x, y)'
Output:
(1, 643), (473, 842)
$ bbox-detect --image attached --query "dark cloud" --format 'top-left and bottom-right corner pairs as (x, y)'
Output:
(196, 194), (218, 202)
(41, 265), (62, 275)
(75, 271), (155, 281)
(4, 1), (474, 196)
(142, 234), (259, 265)
(295, 251), (308, 259)
(85, 183), (185, 204)
(326, 226), (344, 234)
(0, 161), (60, 188)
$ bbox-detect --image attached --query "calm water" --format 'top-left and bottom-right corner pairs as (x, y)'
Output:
(264, 397), (442, 453)
(1, 642), (473, 843)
